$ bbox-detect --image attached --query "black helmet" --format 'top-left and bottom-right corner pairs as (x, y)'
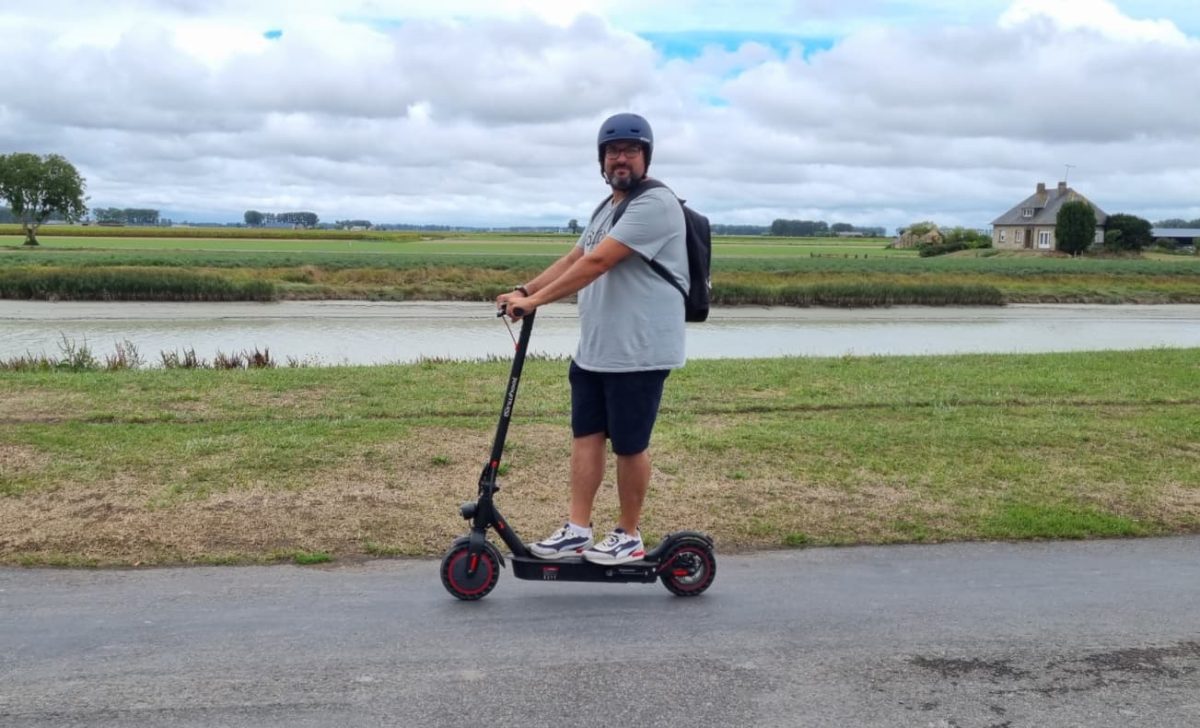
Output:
(597, 112), (653, 167)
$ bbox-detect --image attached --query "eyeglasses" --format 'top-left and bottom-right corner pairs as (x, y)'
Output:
(604, 145), (644, 160)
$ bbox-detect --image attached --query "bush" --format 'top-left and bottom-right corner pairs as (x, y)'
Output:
(919, 241), (970, 257)
(710, 281), (1004, 306)
(0, 267), (277, 301)
(941, 227), (993, 249)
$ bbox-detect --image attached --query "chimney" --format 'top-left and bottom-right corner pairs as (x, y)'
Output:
(1057, 181), (1068, 195)
(1037, 182), (1046, 195)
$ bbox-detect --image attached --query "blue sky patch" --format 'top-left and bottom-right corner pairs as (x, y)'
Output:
(263, 29), (283, 40)
(640, 31), (835, 61)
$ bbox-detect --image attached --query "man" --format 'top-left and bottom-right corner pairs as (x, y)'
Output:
(497, 112), (688, 566)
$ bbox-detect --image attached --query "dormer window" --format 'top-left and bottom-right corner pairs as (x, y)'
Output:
(1022, 207), (1035, 218)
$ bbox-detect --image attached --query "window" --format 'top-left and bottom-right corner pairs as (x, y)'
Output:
(999, 230), (1006, 243)
(1038, 230), (1052, 249)
(1015, 229), (1024, 243)
(1022, 207), (1035, 218)
(1095, 229), (1104, 244)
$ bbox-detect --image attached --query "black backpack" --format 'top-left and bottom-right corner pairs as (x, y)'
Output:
(590, 179), (712, 322)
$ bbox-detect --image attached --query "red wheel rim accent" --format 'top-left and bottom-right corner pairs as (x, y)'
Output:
(447, 550), (494, 596)
(667, 546), (712, 592)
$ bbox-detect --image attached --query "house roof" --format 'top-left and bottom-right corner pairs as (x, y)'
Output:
(992, 184), (1108, 226)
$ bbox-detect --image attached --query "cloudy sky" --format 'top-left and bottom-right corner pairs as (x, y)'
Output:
(3, 0), (1199, 230)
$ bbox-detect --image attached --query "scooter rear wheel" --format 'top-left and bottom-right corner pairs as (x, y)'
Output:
(441, 544), (500, 601)
(660, 542), (716, 596)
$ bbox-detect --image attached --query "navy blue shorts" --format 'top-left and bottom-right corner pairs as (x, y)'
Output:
(569, 361), (670, 456)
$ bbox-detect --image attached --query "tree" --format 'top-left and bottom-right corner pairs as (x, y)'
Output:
(1105, 213), (1153, 251)
(567, 218), (580, 234)
(244, 210), (264, 227)
(1055, 200), (1096, 256)
(93, 207), (125, 224)
(769, 219), (830, 237)
(904, 221), (938, 237)
(124, 208), (159, 226)
(830, 222), (855, 233)
(0, 153), (87, 245)
(277, 211), (319, 228)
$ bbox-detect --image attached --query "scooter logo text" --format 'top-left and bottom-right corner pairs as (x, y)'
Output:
(502, 377), (518, 417)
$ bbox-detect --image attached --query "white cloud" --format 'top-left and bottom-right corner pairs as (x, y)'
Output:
(2, 0), (1199, 229)
(1000, 0), (1189, 44)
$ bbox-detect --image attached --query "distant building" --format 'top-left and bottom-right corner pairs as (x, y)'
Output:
(893, 226), (943, 249)
(992, 181), (1107, 251)
(1151, 228), (1200, 246)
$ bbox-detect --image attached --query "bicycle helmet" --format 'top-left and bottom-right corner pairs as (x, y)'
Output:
(597, 113), (653, 167)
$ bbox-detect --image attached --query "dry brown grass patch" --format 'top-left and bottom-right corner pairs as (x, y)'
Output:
(1147, 483), (1200, 528)
(1, 424), (580, 563)
(0, 392), (86, 423)
(0, 444), (52, 475)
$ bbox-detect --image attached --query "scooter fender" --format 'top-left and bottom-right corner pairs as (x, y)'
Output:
(453, 534), (506, 570)
(647, 531), (714, 568)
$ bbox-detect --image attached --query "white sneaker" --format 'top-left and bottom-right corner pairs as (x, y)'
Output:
(582, 528), (646, 565)
(529, 524), (594, 560)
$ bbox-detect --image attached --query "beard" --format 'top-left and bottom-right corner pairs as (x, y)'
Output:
(606, 167), (642, 190)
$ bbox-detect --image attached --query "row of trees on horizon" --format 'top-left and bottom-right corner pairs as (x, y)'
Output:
(3, 153), (1199, 244)
(242, 210), (320, 228)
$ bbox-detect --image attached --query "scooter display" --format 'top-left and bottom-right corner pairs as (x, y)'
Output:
(439, 306), (716, 601)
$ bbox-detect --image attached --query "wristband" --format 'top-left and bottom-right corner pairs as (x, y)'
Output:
(513, 285), (530, 296)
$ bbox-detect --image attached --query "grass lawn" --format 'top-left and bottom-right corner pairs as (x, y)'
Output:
(2, 348), (1196, 566)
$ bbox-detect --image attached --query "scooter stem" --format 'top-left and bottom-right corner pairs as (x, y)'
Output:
(480, 309), (536, 492)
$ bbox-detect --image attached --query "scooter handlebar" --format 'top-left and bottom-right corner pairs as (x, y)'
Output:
(496, 303), (527, 318)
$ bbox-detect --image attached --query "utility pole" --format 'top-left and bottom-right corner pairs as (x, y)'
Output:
(1063, 164), (1076, 184)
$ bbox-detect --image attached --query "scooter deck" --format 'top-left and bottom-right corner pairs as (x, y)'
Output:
(510, 554), (660, 584)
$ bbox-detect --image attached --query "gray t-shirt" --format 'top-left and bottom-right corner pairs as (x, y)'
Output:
(573, 185), (688, 372)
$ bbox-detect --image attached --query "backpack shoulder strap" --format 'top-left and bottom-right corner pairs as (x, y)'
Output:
(584, 179), (684, 297)
(605, 179), (687, 300)
(610, 179), (667, 226)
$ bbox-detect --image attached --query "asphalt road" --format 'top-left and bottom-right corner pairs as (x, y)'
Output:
(2, 537), (1199, 727)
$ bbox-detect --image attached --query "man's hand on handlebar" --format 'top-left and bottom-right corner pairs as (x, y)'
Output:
(495, 291), (535, 321)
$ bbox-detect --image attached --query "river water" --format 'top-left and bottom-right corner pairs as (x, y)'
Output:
(1, 301), (1197, 365)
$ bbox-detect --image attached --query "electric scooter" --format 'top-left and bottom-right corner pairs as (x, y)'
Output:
(439, 306), (716, 601)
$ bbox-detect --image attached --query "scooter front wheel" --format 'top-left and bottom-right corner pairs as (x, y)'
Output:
(441, 544), (500, 601)
(659, 542), (716, 597)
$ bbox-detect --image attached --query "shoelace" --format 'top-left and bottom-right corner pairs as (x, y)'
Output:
(599, 532), (625, 549)
(552, 526), (588, 543)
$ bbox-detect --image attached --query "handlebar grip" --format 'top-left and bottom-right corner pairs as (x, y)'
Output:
(511, 307), (526, 318)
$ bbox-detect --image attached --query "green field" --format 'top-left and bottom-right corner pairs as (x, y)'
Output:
(2, 230), (1199, 304)
(2, 230), (908, 258)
